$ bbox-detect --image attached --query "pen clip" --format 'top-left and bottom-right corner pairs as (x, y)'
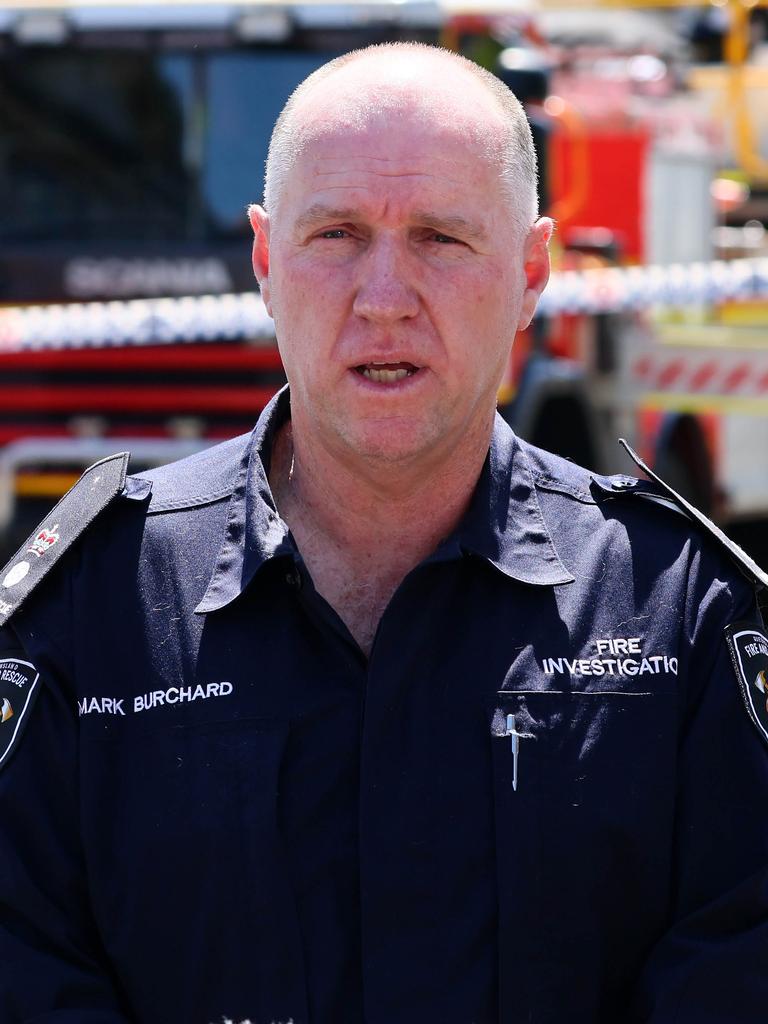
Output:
(506, 713), (521, 792)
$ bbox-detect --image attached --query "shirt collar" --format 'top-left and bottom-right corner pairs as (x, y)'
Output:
(196, 390), (572, 614)
(195, 387), (293, 614)
(453, 414), (574, 586)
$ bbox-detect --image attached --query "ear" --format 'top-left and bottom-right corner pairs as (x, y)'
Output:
(248, 204), (273, 315)
(517, 217), (553, 331)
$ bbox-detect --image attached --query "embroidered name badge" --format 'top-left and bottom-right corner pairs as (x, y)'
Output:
(0, 656), (41, 772)
(725, 622), (768, 748)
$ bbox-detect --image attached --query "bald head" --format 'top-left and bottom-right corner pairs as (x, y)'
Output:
(263, 43), (539, 240)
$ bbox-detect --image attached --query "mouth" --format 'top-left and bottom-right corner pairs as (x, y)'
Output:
(353, 361), (421, 384)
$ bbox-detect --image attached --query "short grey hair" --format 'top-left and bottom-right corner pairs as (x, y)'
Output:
(263, 42), (539, 239)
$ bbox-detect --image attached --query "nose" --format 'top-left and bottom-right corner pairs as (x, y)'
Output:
(353, 236), (420, 324)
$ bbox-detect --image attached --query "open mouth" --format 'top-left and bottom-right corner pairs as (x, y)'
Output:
(354, 362), (421, 383)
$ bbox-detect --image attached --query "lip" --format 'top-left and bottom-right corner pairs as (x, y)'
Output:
(348, 353), (425, 370)
(347, 364), (429, 392)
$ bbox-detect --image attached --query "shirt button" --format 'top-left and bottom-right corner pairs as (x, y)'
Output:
(611, 475), (636, 490)
(285, 569), (301, 589)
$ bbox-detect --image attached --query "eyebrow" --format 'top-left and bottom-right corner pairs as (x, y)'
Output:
(413, 212), (488, 244)
(293, 204), (488, 243)
(294, 204), (359, 234)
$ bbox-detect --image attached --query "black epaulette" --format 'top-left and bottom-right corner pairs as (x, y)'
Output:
(0, 452), (131, 628)
(619, 438), (768, 591)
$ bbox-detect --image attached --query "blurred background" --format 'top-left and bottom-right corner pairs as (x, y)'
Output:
(2, 0), (768, 568)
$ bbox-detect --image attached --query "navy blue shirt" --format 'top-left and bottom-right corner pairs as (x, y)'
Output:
(1, 388), (767, 1023)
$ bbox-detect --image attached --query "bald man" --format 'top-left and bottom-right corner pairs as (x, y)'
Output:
(1, 44), (767, 1024)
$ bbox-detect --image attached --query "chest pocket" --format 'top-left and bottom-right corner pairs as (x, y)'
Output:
(80, 716), (309, 1023)
(489, 689), (678, 1023)
(491, 688), (675, 798)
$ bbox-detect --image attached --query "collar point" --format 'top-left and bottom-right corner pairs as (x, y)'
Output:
(505, 565), (575, 587)
(193, 592), (233, 615)
(480, 552), (575, 587)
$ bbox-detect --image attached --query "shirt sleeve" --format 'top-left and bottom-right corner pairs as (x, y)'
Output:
(630, 548), (768, 1022)
(0, 623), (133, 1023)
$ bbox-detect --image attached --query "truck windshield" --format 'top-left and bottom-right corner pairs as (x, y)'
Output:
(0, 46), (333, 242)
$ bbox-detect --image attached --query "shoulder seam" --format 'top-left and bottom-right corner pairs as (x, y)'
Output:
(147, 490), (233, 514)
(531, 470), (596, 504)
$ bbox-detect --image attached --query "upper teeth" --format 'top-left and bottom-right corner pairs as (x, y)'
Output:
(362, 367), (413, 383)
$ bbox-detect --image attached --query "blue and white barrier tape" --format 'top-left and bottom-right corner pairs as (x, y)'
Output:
(3, 258), (768, 353)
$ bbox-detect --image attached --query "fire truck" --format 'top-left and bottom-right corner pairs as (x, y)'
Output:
(2, 0), (768, 563)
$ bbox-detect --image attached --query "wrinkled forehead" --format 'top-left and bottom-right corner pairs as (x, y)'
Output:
(275, 120), (506, 240)
(287, 60), (508, 181)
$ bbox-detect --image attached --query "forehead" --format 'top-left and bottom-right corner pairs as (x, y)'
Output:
(281, 102), (506, 223)
(278, 57), (511, 211)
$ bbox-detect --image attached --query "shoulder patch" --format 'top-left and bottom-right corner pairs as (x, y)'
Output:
(0, 452), (130, 628)
(0, 652), (41, 771)
(725, 622), (768, 748)
(619, 438), (768, 591)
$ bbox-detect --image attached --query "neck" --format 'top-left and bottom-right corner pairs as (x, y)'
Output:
(271, 414), (494, 566)
(268, 410), (495, 656)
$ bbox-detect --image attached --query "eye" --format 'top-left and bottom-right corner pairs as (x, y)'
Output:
(318, 228), (350, 240)
(431, 233), (460, 244)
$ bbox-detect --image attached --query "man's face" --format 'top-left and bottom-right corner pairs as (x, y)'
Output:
(252, 84), (550, 469)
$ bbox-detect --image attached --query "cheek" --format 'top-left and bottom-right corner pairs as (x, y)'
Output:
(273, 269), (309, 320)
(477, 272), (524, 347)
(445, 282), (519, 389)
(444, 270), (519, 346)
(271, 268), (349, 384)
(274, 259), (350, 328)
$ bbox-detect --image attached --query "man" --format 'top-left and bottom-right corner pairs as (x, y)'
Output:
(1, 43), (767, 1024)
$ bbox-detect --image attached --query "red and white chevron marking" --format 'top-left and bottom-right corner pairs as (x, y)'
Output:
(632, 352), (768, 395)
